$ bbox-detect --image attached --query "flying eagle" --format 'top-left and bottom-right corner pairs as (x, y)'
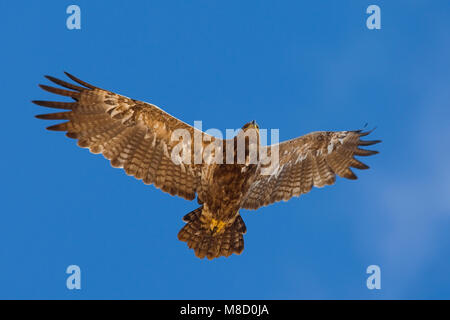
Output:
(34, 73), (380, 260)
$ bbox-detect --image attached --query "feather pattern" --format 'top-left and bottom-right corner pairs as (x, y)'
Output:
(242, 130), (380, 209)
(33, 73), (217, 201)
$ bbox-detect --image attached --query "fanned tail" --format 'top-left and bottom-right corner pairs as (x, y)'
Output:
(177, 206), (246, 260)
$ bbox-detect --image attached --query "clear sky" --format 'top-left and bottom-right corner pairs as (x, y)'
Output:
(1, 1), (449, 299)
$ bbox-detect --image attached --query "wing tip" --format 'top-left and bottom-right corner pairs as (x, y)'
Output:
(357, 126), (377, 137)
(355, 149), (379, 157)
(354, 126), (381, 156)
(46, 123), (67, 131)
(35, 114), (49, 120)
(63, 71), (97, 89)
(359, 139), (382, 146)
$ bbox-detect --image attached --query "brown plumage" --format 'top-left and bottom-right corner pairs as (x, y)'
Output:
(34, 73), (381, 260)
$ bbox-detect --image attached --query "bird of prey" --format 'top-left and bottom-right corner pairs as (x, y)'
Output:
(34, 73), (381, 260)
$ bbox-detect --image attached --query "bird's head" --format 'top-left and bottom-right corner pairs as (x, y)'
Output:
(242, 120), (259, 132)
(236, 120), (260, 163)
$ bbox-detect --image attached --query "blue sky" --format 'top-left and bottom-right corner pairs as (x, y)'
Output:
(0, 1), (449, 299)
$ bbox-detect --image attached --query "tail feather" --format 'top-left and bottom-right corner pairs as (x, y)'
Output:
(178, 206), (246, 260)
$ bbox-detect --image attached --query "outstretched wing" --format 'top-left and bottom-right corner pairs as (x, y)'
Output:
(34, 73), (215, 200)
(242, 130), (381, 209)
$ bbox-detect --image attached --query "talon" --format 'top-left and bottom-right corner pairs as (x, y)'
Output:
(210, 219), (226, 234)
(217, 221), (226, 233)
(210, 218), (218, 231)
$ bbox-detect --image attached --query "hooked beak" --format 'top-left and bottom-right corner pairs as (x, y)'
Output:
(249, 120), (258, 129)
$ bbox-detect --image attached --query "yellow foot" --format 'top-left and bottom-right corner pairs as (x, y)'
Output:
(210, 218), (226, 235)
